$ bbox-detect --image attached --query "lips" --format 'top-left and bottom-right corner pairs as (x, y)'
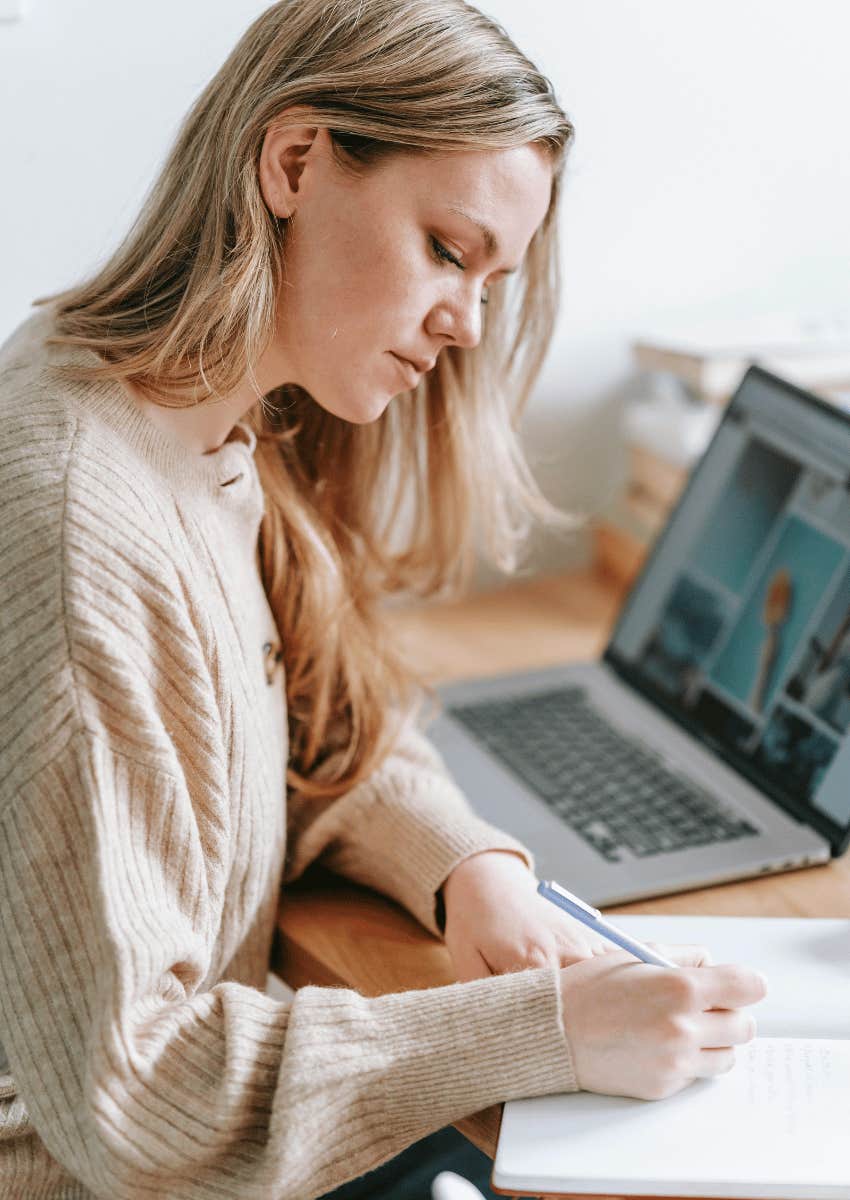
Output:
(389, 353), (425, 388)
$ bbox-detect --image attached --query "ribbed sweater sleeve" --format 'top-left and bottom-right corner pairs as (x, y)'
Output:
(0, 319), (578, 1198)
(285, 718), (536, 935)
(0, 731), (573, 1200)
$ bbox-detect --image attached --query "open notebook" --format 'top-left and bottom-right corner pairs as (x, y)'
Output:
(493, 915), (850, 1200)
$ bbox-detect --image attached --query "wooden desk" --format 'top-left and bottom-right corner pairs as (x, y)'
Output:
(272, 566), (850, 1180)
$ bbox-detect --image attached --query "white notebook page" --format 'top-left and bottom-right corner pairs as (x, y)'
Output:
(494, 1038), (850, 1199)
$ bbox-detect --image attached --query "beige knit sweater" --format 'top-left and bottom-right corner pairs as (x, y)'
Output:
(0, 309), (576, 1200)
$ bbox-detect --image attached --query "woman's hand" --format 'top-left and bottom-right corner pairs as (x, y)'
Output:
(441, 851), (767, 1101)
(558, 947), (767, 1100)
(441, 850), (617, 982)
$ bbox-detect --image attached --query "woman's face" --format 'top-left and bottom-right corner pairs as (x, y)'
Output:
(266, 132), (553, 424)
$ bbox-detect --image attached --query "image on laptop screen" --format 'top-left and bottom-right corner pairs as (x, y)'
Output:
(608, 369), (850, 841)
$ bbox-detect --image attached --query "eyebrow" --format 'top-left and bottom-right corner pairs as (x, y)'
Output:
(446, 204), (518, 274)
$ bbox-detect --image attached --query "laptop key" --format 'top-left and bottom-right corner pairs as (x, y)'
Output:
(449, 687), (760, 863)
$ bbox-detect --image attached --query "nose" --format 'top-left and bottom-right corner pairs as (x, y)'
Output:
(425, 287), (483, 351)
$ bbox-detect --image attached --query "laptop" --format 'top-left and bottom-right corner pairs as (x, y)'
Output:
(427, 366), (850, 905)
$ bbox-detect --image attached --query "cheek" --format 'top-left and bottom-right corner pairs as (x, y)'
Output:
(337, 234), (422, 329)
(277, 220), (432, 399)
(328, 261), (426, 366)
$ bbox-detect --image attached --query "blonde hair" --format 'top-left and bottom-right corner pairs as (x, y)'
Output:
(40, 0), (574, 800)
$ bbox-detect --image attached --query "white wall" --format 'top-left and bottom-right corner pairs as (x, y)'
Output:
(496, 0), (850, 571)
(3, 1), (849, 572)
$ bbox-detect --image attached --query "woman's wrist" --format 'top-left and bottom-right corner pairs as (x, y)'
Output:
(441, 848), (533, 909)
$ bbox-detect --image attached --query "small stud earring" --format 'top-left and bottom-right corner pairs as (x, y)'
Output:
(262, 640), (284, 685)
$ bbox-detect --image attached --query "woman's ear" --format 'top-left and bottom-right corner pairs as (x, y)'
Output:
(259, 122), (322, 218)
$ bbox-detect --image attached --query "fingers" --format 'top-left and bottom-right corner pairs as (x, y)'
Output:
(691, 1011), (758, 1079)
(696, 1008), (757, 1049)
(653, 962), (767, 1015)
(658, 942), (714, 968)
(693, 964), (768, 1010)
(659, 1019), (753, 1093)
(631, 1047), (739, 1101)
(552, 927), (611, 966)
(695, 1047), (738, 1078)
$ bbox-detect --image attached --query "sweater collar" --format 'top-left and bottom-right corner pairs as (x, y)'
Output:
(46, 329), (261, 503)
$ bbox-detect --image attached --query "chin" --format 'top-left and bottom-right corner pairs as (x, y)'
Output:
(328, 390), (394, 425)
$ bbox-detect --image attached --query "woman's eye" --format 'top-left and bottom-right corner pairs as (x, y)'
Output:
(430, 235), (489, 306)
(430, 236), (464, 271)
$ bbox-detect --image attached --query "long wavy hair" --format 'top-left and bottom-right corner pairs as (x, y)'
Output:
(39, 0), (575, 800)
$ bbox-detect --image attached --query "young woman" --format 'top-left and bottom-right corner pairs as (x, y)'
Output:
(0, 2), (766, 1197)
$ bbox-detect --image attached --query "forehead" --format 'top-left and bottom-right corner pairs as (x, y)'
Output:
(385, 144), (554, 259)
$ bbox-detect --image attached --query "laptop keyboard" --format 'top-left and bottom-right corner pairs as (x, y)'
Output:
(448, 686), (759, 863)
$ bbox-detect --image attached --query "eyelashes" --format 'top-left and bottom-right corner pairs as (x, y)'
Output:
(430, 235), (464, 270)
(429, 236), (490, 306)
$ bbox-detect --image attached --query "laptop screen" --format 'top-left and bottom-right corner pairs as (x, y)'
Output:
(606, 367), (850, 850)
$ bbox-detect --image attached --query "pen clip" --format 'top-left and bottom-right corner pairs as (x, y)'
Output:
(543, 880), (601, 920)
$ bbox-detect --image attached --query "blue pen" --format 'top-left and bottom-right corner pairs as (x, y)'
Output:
(538, 880), (679, 968)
